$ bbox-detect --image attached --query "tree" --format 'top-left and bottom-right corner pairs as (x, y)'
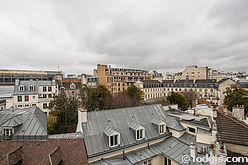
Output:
(125, 85), (144, 101)
(80, 85), (112, 111)
(48, 93), (79, 134)
(181, 91), (198, 108)
(111, 92), (141, 109)
(167, 92), (189, 111)
(224, 84), (248, 114)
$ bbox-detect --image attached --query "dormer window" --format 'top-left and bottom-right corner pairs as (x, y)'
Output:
(110, 134), (119, 147)
(19, 85), (24, 91)
(104, 126), (120, 148)
(136, 128), (144, 140)
(159, 124), (165, 134)
(129, 121), (145, 141)
(70, 83), (76, 89)
(3, 128), (14, 140)
(29, 85), (34, 91)
(151, 117), (166, 135)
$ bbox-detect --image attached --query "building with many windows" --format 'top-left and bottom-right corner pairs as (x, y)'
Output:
(9, 79), (58, 114)
(95, 64), (154, 94)
(59, 79), (82, 99)
(181, 66), (213, 80)
(135, 79), (236, 106)
(0, 69), (63, 86)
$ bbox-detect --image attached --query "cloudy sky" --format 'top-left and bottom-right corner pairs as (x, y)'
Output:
(0, 0), (247, 75)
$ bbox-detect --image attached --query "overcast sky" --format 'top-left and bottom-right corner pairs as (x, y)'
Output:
(0, 0), (247, 75)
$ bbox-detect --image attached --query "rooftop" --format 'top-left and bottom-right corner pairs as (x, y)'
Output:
(82, 104), (184, 158)
(216, 111), (248, 146)
(0, 106), (47, 141)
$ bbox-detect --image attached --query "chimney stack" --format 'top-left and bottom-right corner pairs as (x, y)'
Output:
(15, 79), (19, 86)
(190, 143), (196, 158)
(232, 105), (245, 121)
(76, 106), (87, 133)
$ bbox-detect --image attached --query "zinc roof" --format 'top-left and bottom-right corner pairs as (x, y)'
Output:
(82, 104), (182, 158)
(0, 106), (47, 140)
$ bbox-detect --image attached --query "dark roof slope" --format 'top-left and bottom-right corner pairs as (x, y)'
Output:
(216, 111), (248, 145)
(140, 80), (161, 84)
(0, 139), (88, 165)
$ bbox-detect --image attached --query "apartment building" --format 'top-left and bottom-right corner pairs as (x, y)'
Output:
(78, 74), (98, 88)
(10, 79), (58, 114)
(77, 104), (225, 165)
(135, 78), (236, 106)
(59, 79), (82, 99)
(95, 64), (154, 94)
(182, 66), (213, 80)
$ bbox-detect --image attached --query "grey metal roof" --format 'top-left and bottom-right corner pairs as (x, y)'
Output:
(103, 126), (117, 136)
(14, 80), (56, 95)
(48, 132), (83, 139)
(0, 106), (47, 141)
(0, 86), (14, 96)
(90, 136), (197, 165)
(178, 133), (196, 145)
(82, 104), (182, 158)
(128, 121), (142, 130)
(151, 117), (164, 126)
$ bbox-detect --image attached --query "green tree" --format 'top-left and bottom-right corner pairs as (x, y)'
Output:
(125, 85), (144, 101)
(48, 93), (79, 134)
(80, 85), (112, 111)
(224, 84), (248, 114)
(167, 92), (189, 110)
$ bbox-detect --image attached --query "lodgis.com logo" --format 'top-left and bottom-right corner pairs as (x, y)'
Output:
(182, 154), (248, 164)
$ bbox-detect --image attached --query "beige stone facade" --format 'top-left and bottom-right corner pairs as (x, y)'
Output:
(182, 66), (212, 80)
(95, 64), (154, 94)
(135, 79), (236, 106)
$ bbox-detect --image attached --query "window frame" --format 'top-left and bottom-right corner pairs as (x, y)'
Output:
(136, 128), (144, 140)
(109, 134), (119, 147)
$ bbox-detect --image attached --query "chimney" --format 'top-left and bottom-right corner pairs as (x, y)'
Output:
(232, 105), (245, 121)
(15, 79), (19, 86)
(190, 143), (196, 158)
(76, 106), (87, 133)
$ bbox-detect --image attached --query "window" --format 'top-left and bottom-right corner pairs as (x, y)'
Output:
(4, 128), (13, 138)
(136, 129), (144, 140)
(43, 94), (47, 98)
(188, 127), (196, 134)
(43, 103), (48, 109)
(33, 95), (35, 99)
(159, 124), (165, 134)
(110, 134), (118, 147)
(17, 96), (22, 102)
(48, 86), (52, 91)
(164, 157), (171, 165)
(43, 86), (47, 92)
(48, 94), (52, 98)
(32, 104), (36, 106)
(144, 159), (152, 165)
(29, 85), (34, 91)
(24, 96), (29, 101)
(19, 85), (24, 91)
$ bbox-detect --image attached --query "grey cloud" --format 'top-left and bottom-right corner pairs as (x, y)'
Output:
(0, 0), (247, 74)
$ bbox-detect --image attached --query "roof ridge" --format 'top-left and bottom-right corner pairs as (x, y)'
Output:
(220, 112), (248, 129)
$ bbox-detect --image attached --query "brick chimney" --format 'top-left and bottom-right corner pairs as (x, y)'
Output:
(76, 106), (87, 133)
(232, 105), (245, 121)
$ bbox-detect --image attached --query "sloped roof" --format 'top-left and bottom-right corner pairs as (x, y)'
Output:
(0, 139), (88, 165)
(216, 111), (248, 146)
(140, 80), (161, 84)
(82, 104), (184, 158)
(0, 106), (47, 140)
(91, 136), (192, 165)
(14, 80), (56, 95)
(178, 132), (196, 145)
